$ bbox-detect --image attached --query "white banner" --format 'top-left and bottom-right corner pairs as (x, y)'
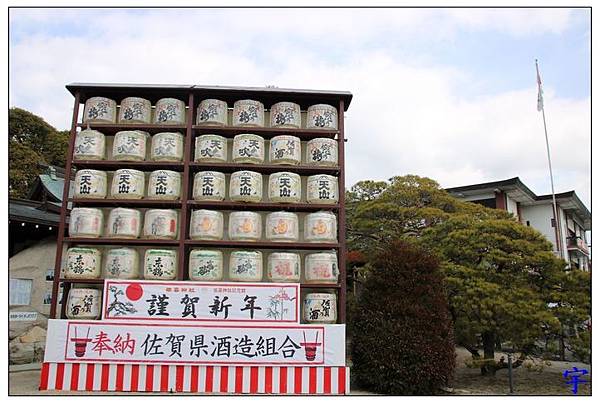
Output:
(44, 320), (346, 366)
(102, 280), (300, 324)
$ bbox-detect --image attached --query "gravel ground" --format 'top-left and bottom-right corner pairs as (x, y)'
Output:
(9, 348), (590, 396)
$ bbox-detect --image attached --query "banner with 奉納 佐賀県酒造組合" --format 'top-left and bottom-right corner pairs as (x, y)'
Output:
(42, 319), (346, 366)
(101, 279), (300, 323)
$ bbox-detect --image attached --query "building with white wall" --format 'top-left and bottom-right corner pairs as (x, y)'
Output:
(446, 177), (591, 271)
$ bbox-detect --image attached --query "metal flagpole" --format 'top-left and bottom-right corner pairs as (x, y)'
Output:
(536, 59), (564, 261)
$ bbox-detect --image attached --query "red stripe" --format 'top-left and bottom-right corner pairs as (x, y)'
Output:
(220, 366), (229, 393)
(39, 362), (49, 390)
(100, 364), (109, 391)
(55, 363), (65, 390)
(250, 367), (259, 394)
(175, 366), (184, 392)
(264, 367), (272, 394)
(160, 365), (169, 392)
(338, 367), (346, 394)
(130, 365), (139, 392)
(85, 364), (95, 391)
(279, 367), (287, 393)
(294, 367), (302, 394)
(235, 366), (243, 393)
(324, 367), (331, 394)
(309, 367), (317, 394)
(190, 366), (199, 393)
(145, 365), (154, 392)
(70, 363), (80, 391)
(115, 364), (124, 391)
(205, 366), (214, 393)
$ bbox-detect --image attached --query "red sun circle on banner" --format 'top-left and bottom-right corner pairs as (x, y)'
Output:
(125, 284), (143, 301)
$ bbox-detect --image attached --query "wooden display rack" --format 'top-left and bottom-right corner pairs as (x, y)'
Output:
(50, 83), (352, 320)
(44, 83), (352, 394)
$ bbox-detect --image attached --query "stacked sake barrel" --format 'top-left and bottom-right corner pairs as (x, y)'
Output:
(64, 94), (342, 326)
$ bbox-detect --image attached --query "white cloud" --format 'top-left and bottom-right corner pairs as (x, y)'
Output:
(8, 8), (590, 207)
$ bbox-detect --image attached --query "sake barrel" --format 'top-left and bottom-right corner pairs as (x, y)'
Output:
(305, 252), (339, 283)
(69, 208), (103, 238)
(112, 130), (148, 161)
(66, 288), (102, 320)
(143, 209), (178, 240)
(267, 252), (301, 282)
(196, 99), (228, 126)
(83, 96), (116, 124)
(151, 132), (184, 161)
(307, 174), (339, 204)
(110, 169), (145, 199)
(229, 171), (262, 202)
(195, 134), (228, 163)
(189, 209), (224, 240)
(229, 250), (263, 282)
(306, 138), (338, 166)
(304, 211), (337, 242)
(74, 169), (107, 199)
(268, 172), (301, 203)
(303, 292), (337, 324)
(306, 104), (338, 130)
(232, 133), (265, 164)
(104, 247), (139, 279)
(270, 101), (301, 128)
(228, 211), (262, 241)
(192, 171), (226, 201)
(265, 211), (299, 242)
(269, 135), (301, 165)
(189, 249), (224, 281)
(106, 208), (141, 239)
(65, 247), (102, 279)
(118, 97), (152, 124)
(147, 170), (181, 200)
(73, 129), (105, 160)
(233, 99), (264, 127)
(154, 98), (186, 125)
(144, 249), (177, 280)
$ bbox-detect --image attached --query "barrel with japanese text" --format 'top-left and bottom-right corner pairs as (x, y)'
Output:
(306, 138), (338, 166)
(192, 171), (226, 201)
(228, 211), (262, 241)
(144, 249), (178, 280)
(106, 208), (142, 239)
(267, 252), (301, 282)
(189, 249), (224, 281)
(229, 170), (263, 203)
(65, 247), (102, 279)
(110, 169), (145, 199)
(118, 97), (152, 124)
(233, 99), (264, 127)
(143, 209), (178, 240)
(151, 132), (184, 162)
(147, 170), (181, 200)
(65, 288), (102, 319)
(194, 134), (228, 163)
(232, 133), (265, 164)
(229, 250), (263, 281)
(307, 174), (339, 204)
(112, 130), (149, 161)
(303, 292), (337, 324)
(306, 104), (337, 130)
(304, 211), (337, 243)
(73, 169), (107, 199)
(268, 172), (301, 203)
(83, 96), (116, 124)
(305, 252), (339, 284)
(189, 209), (224, 240)
(196, 99), (228, 126)
(265, 211), (299, 242)
(69, 208), (104, 238)
(153, 98), (186, 125)
(270, 101), (301, 129)
(103, 248), (140, 279)
(73, 129), (105, 160)
(269, 135), (302, 165)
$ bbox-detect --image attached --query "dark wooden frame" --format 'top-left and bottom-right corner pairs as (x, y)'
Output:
(50, 84), (352, 324)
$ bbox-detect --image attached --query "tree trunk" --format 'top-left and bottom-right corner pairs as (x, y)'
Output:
(481, 332), (497, 376)
(559, 329), (566, 361)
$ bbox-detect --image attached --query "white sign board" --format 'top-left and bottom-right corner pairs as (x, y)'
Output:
(9, 311), (38, 321)
(44, 320), (345, 366)
(102, 280), (300, 323)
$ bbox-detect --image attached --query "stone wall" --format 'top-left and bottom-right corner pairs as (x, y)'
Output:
(9, 238), (65, 364)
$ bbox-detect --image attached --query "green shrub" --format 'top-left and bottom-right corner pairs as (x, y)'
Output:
(351, 240), (455, 395)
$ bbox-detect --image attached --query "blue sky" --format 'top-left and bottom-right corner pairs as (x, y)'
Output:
(9, 8), (591, 206)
